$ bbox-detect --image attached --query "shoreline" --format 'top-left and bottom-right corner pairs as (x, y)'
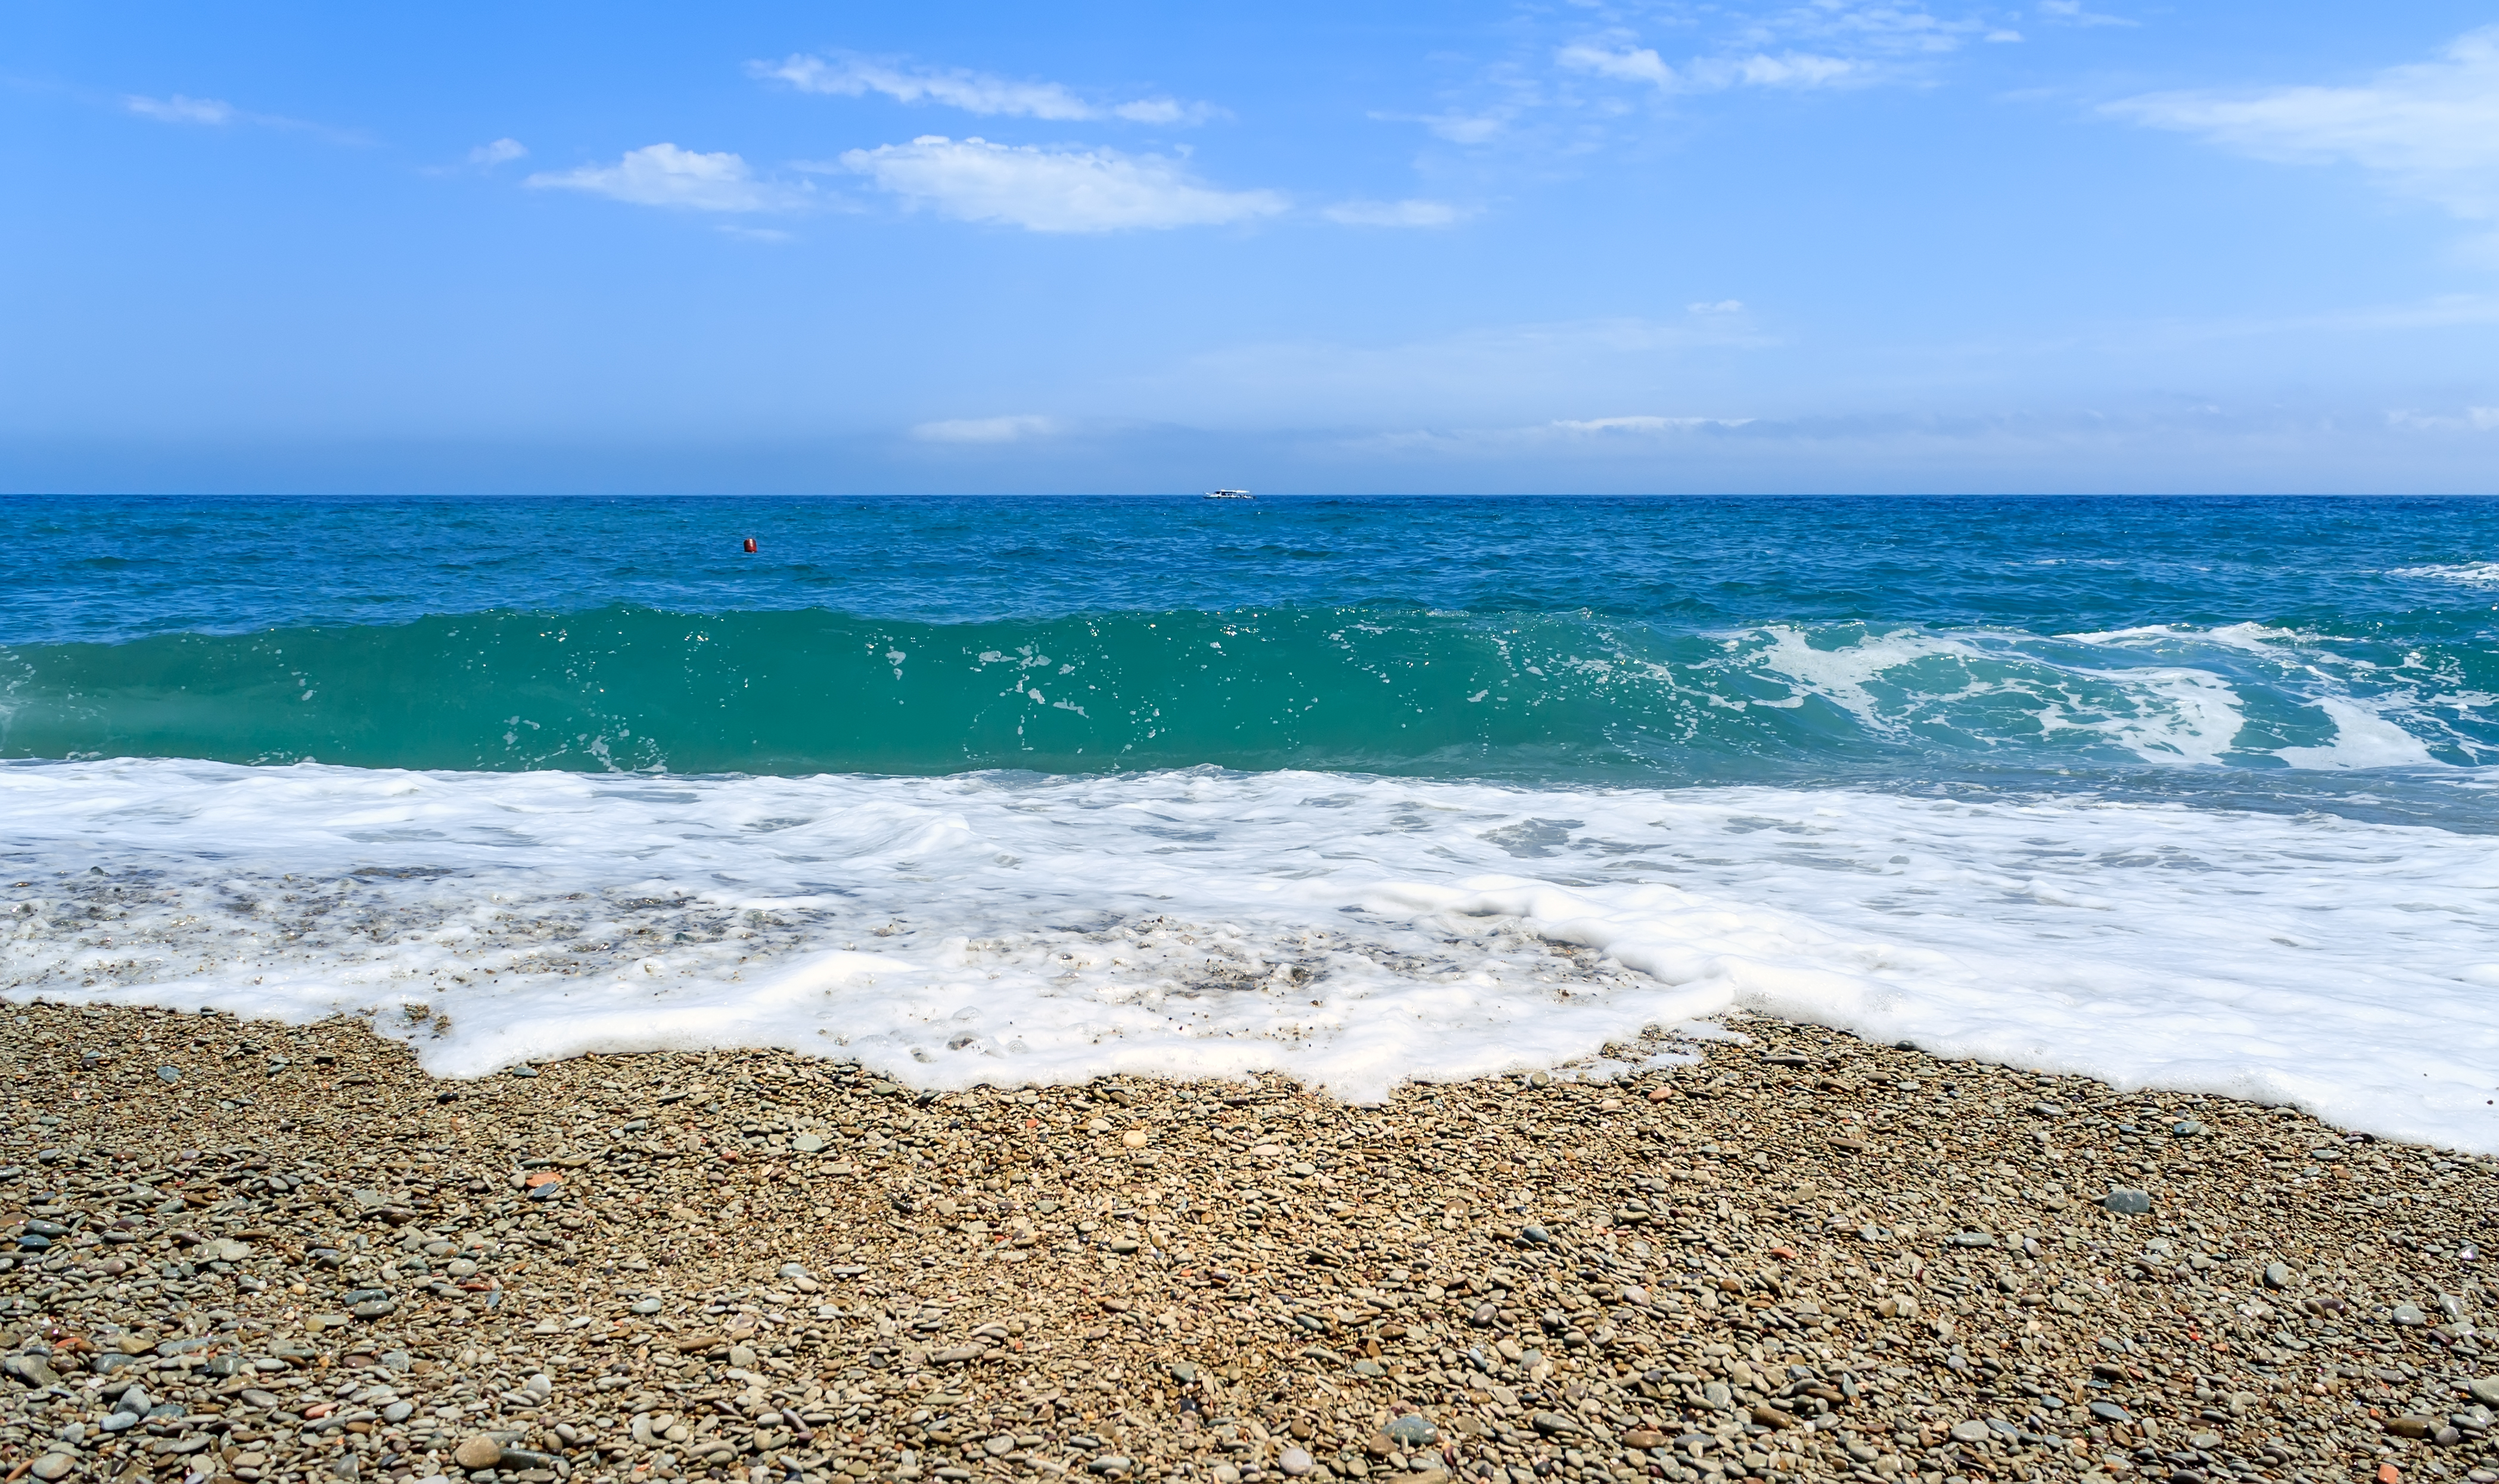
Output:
(0, 1003), (2492, 1484)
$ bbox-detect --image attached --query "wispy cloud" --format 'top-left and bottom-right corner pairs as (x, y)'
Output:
(912, 414), (1064, 443)
(1551, 415), (1755, 434)
(2387, 406), (2499, 433)
(836, 136), (1285, 232)
(757, 53), (1214, 125)
(469, 138), (527, 166)
(1559, 38), (1865, 92)
(2106, 26), (2499, 220)
(2037, 0), (2136, 28)
(123, 92), (360, 142)
(1322, 198), (1466, 228)
(125, 94), (236, 125)
(526, 144), (803, 213)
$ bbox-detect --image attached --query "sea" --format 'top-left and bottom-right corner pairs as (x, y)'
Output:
(4, 494), (2496, 1150)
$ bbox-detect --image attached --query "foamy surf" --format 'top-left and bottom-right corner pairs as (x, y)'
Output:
(5, 757), (2496, 1151)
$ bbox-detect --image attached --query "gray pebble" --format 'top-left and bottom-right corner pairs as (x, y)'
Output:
(2263, 1261), (2292, 1289)
(1950, 1421), (1990, 1443)
(1385, 1415), (1437, 1446)
(1277, 1448), (1314, 1477)
(2391, 1302), (2426, 1326)
(156, 1066), (180, 1084)
(2102, 1189), (2152, 1215)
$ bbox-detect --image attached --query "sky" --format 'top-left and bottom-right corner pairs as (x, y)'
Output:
(5, 1), (2499, 494)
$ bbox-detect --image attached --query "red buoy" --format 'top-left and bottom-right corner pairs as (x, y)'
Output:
(742, 537), (758, 553)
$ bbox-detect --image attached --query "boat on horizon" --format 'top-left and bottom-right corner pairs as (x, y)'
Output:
(1203, 489), (1252, 500)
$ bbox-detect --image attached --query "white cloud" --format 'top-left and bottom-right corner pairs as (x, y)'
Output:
(469, 138), (527, 166)
(1558, 39), (1858, 92)
(2388, 407), (2499, 433)
(1552, 415), (1754, 433)
(1322, 198), (1465, 228)
(838, 136), (1286, 232)
(526, 144), (799, 213)
(1419, 111), (1508, 144)
(911, 415), (1062, 443)
(2038, 0), (2136, 27)
(1687, 299), (1746, 315)
(125, 94), (235, 125)
(756, 53), (1211, 125)
(2107, 26), (2499, 219)
(1558, 42), (1677, 88)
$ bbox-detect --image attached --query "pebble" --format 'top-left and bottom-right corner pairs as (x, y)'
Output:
(452, 1436), (503, 1470)
(2470, 1377), (2499, 1408)
(29, 1454), (75, 1481)
(1386, 1415), (1437, 1446)
(2102, 1187), (2153, 1214)
(155, 1066), (180, 1083)
(1278, 1447), (1315, 1476)
(0, 999), (2489, 1484)
(2392, 1302), (2427, 1326)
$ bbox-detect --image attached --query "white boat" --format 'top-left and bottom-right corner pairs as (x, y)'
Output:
(1203, 489), (1252, 500)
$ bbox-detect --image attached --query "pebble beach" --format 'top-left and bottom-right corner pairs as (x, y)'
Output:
(1, 1004), (2494, 1484)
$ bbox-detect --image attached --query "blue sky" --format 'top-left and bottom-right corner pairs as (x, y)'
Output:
(5, 1), (2498, 493)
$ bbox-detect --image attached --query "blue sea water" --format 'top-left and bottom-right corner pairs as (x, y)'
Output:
(4, 494), (2498, 1143)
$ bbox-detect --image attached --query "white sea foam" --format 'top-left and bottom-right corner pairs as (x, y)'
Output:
(5, 758), (2499, 1151)
(2392, 562), (2499, 588)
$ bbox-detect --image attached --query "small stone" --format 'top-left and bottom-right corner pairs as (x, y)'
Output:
(2263, 1262), (2292, 1289)
(1519, 1225), (1553, 1245)
(984, 1436), (1017, 1457)
(1525, 1070), (1552, 1088)
(1530, 1411), (1577, 1436)
(1106, 1236), (1140, 1254)
(1469, 1302), (1498, 1326)
(2190, 1432), (2224, 1451)
(1950, 1422), (1990, 1443)
(238, 1388), (279, 1410)
(1351, 1359), (1385, 1377)
(156, 1066), (180, 1083)
(1087, 1458), (1133, 1476)
(1168, 1362), (1198, 1383)
(1387, 1415), (1437, 1447)
(1621, 1429), (1668, 1449)
(1120, 1130), (1151, 1148)
(2089, 1401), (2131, 1423)
(384, 1401), (414, 1423)
(794, 1133), (828, 1153)
(453, 1436), (503, 1470)
(1279, 1448), (1315, 1477)
(2469, 1377), (2499, 1409)
(630, 1298), (662, 1314)
(2392, 1303), (2427, 1326)
(2388, 1417), (2436, 1440)
(2102, 1189), (2153, 1215)
(29, 1454), (74, 1481)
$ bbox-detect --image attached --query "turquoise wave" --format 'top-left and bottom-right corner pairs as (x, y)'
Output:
(0, 605), (2487, 778)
